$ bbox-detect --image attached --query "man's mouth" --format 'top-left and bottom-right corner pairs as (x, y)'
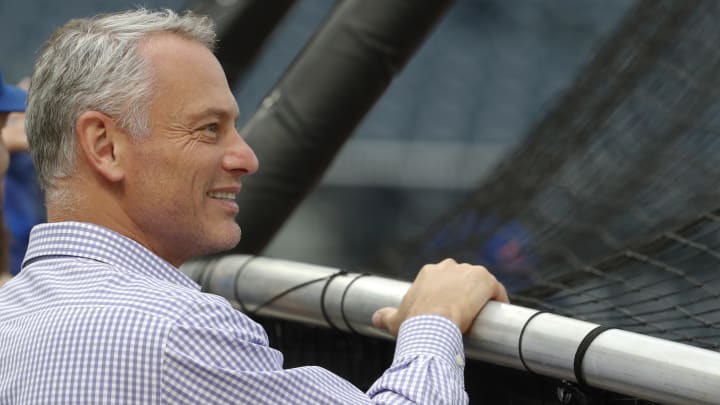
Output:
(207, 191), (237, 201)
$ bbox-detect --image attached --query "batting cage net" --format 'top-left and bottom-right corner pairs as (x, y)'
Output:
(390, 0), (720, 352)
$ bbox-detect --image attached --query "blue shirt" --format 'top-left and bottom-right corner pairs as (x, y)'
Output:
(3, 151), (45, 276)
(0, 222), (468, 404)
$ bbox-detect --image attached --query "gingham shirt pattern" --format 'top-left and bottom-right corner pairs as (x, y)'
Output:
(0, 222), (468, 404)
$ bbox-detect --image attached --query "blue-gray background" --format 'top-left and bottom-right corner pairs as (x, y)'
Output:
(0, 0), (633, 275)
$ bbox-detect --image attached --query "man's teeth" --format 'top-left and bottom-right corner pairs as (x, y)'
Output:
(208, 192), (236, 200)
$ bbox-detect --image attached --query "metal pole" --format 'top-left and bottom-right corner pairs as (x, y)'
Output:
(187, 0), (296, 89)
(232, 0), (455, 254)
(181, 255), (720, 405)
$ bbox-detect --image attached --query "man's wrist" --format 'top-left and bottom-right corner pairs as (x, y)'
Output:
(394, 315), (465, 369)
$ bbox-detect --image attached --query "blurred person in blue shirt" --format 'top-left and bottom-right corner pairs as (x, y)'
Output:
(0, 68), (30, 284)
(1, 75), (45, 277)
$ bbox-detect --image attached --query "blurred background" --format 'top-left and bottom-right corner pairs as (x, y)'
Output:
(9, 0), (720, 403)
(0, 0), (631, 277)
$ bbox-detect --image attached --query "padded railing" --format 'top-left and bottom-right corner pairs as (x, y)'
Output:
(181, 255), (720, 405)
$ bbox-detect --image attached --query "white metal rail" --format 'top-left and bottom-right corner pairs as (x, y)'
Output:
(181, 255), (720, 405)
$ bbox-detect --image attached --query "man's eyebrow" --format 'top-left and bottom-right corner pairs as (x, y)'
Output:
(188, 107), (240, 122)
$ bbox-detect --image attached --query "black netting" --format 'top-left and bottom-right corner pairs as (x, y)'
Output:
(387, 0), (720, 350)
(250, 1), (719, 402)
(255, 316), (659, 405)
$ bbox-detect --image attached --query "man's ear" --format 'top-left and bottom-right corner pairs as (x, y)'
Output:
(75, 111), (126, 183)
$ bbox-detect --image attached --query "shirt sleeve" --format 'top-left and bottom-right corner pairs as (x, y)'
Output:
(367, 315), (467, 404)
(161, 298), (467, 404)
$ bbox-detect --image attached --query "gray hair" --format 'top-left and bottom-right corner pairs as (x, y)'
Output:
(26, 8), (216, 197)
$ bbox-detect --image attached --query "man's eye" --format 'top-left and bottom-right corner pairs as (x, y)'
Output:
(205, 123), (220, 133)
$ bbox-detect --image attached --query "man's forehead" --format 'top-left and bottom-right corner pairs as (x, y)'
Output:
(139, 32), (198, 56)
(139, 34), (239, 124)
(187, 106), (241, 123)
(140, 33), (223, 83)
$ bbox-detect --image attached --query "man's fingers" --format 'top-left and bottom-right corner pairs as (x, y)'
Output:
(372, 307), (398, 333)
(494, 281), (510, 303)
(372, 261), (509, 337)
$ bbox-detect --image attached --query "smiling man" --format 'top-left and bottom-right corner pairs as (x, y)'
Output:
(75, 32), (256, 267)
(0, 9), (507, 404)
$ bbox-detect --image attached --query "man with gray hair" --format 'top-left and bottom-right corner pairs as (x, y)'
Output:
(0, 9), (507, 404)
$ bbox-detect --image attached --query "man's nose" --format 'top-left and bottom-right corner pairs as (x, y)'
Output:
(222, 132), (259, 175)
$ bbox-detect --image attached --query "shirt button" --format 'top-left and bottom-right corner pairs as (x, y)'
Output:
(455, 353), (464, 367)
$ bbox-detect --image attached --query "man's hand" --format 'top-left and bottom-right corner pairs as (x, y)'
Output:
(372, 258), (509, 337)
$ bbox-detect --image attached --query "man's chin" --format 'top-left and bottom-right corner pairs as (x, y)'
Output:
(183, 224), (242, 261)
(213, 225), (242, 253)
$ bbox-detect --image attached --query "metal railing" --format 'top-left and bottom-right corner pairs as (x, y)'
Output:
(181, 254), (720, 405)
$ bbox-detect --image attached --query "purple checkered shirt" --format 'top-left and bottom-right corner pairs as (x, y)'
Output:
(0, 222), (468, 404)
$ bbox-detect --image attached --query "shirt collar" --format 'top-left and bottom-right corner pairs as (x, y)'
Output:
(22, 221), (201, 291)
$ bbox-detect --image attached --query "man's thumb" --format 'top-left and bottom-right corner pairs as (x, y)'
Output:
(372, 307), (398, 332)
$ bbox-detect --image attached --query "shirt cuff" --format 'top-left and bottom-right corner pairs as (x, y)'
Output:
(394, 315), (466, 369)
